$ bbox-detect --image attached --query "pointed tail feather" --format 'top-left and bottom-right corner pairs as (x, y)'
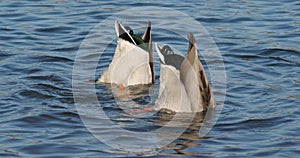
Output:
(183, 33), (215, 111)
(142, 21), (151, 42)
(142, 21), (154, 83)
(114, 21), (137, 45)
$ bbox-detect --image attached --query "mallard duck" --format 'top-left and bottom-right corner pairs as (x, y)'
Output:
(97, 21), (154, 86)
(155, 33), (215, 112)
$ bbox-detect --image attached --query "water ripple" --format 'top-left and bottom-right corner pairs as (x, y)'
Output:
(0, 0), (299, 157)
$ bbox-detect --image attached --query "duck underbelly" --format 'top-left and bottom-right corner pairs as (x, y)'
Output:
(98, 39), (151, 86)
(156, 65), (192, 112)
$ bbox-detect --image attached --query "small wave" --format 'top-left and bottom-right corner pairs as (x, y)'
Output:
(259, 48), (300, 57)
(196, 17), (223, 23)
(16, 89), (54, 100)
(225, 17), (254, 23)
(35, 26), (75, 34)
(0, 51), (15, 61)
(30, 55), (73, 63)
(24, 74), (67, 83)
(259, 48), (300, 66)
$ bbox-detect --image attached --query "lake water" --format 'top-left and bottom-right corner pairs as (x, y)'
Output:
(1, 0), (300, 157)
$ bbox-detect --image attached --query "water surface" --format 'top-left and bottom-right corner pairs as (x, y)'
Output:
(1, 0), (300, 157)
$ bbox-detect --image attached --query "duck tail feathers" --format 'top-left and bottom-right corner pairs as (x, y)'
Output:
(114, 21), (137, 45)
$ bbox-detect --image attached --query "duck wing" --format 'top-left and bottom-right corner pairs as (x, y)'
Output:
(180, 33), (215, 112)
(155, 43), (184, 70)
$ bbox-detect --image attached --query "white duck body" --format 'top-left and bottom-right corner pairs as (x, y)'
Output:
(156, 64), (192, 112)
(155, 33), (215, 113)
(98, 38), (151, 86)
(97, 21), (154, 86)
(155, 43), (194, 112)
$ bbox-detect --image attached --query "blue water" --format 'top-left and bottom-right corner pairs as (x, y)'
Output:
(1, 0), (300, 157)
